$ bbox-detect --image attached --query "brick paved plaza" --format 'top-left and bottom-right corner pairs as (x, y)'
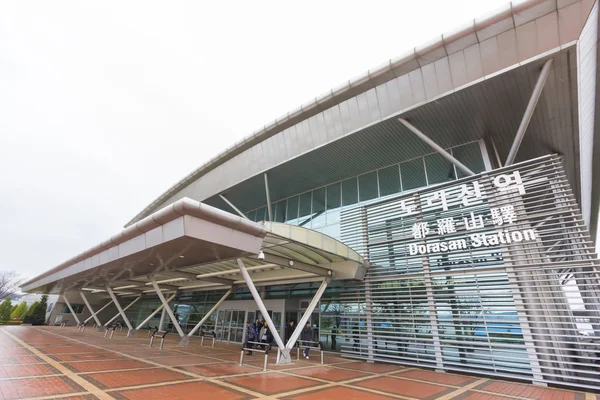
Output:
(0, 326), (597, 399)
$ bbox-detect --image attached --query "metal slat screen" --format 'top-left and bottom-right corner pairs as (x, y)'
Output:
(339, 154), (600, 390)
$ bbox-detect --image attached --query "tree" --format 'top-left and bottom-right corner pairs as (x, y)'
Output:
(31, 295), (48, 325)
(10, 302), (28, 320)
(0, 298), (12, 323)
(0, 271), (22, 300)
(25, 301), (39, 317)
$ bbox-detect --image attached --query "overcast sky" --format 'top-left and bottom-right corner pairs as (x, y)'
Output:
(0, 1), (509, 281)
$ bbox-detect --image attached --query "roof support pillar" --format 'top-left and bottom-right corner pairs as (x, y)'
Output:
(62, 295), (81, 326)
(79, 290), (102, 328)
(83, 299), (113, 326)
(136, 292), (177, 330)
(505, 58), (553, 166)
(188, 289), (231, 337)
(264, 173), (273, 222)
(103, 296), (141, 328)
(105, 286), (135, 336)
(219, 194), (248, 219)
(236, 258), (291, 363)
(285, 280), (328, 351)
(150, 280), (188, 345)
(398, 118), (475, 176)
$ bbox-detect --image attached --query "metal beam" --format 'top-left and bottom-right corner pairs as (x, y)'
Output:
(285, 280), (328, 350)
(84, 300), (113, 324)
(105, 286), (134, 333)
(195, 264), (278, 279)
(219, 194), (248, 219)
(79, 291), (101, 327)
(264, 173), (273, 222)
(188, 289), (231, 337)
(255, 253), (332, 277)
(150, 280), (187, 344)
(103, 296), (141, 327)
(398, 118), (475, 176)
(237, 258), (291, 363)
(136, 292), (177, 330)
(505, 58), (553, 166)
(62, 295), (81, 325)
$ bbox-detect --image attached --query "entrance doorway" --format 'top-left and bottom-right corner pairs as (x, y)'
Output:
(215, 309), (246, 342)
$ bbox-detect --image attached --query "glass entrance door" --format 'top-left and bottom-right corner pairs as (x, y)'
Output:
(216, 309), (246, 343)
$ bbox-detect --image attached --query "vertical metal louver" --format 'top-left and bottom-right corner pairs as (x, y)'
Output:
(339, 154), (600, 391)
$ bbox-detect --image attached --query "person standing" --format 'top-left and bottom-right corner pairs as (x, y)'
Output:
(331, 325), (338, 351)
(285, 320), (296, 347)
(246, 321), (258, 355)
(301, 321), (312, 359)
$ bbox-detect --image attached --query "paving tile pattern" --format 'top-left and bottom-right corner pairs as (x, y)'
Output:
(0, 325), (596, 400)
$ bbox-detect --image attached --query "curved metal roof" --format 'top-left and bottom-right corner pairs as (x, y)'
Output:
(125, 0), (573, 227)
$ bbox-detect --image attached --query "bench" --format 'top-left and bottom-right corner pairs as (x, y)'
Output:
(104, 322), (123, 339)
(77, 321), (88, 332)
(199, 330), (216, 347)
(240, 341), (272, 371)
(149, 330), (168, 350)
(147, 326), (159, 338)
(59, 320), (69, 328)
(296, 340), (325, 364)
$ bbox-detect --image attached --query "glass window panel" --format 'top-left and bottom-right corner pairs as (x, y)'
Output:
(359, 172), (378, 202)
(312, 187), (326, 214)
(401, 158), (427, 191)
(286, 196), (299, 221)
(342, 177), (358, 207)
(327, 208), (341, 224)
(255, 207), (266, 222)
(453, 142), (486, 178)
(274, 200), (286, 222)
(299, 192), (312, 220)
(425, 153), (456, 185)
(326, 183), (341, 210)
(378, 165), (401, 197)
(322, 223), (341, 240)
(246, 210), (256, 221)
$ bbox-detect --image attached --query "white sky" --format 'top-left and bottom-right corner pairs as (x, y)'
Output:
(0, 0), (509, 280)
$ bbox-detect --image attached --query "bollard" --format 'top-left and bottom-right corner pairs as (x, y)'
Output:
(239, 350), (244, 366)
(263, 353), (268, 372)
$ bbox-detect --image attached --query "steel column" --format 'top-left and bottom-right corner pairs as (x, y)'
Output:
(103, 296), (141, 328)
(150, 281), (187, 345)
(219, 195), (248, 219)
(264, 173), (273, 222)
(398, 118), (475, 176)
(236, 258), (291, 363)
(62, 295), (81, 325)
(285, 280), (328, 350)
(188, 289), (231, 337)
(79, 291), (101, 327)
(136, 293), (177, 330)
(104, 286), (135, 336)
(505, 59), (553, 166)
(84, 300), (113, 324)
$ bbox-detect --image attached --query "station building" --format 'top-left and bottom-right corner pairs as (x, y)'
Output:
(22, 0), (600, 391)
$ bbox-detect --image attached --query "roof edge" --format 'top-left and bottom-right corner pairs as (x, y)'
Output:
(125, 0), (555, 227)
(23, 197), (267, 289)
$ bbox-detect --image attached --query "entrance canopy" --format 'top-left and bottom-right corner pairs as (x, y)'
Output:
(21, 198), (365, 295)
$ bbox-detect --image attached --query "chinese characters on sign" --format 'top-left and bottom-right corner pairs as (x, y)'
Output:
(405, 171), (538, 255)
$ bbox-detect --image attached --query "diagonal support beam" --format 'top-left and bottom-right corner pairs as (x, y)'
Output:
(62, 295), (81, 326)
(150, 280), (188, 345)
(285, 280), (328, 350)
(505, 58), (553, 166)
(136, 292), (177, 330)
(264, 173), (273, 222)
(104, 296), (141, 327)
(105, 286), (136, 337)
(398, 118), (475, 176)
(79, 291), (101, 327)
(84, 300), (113, 324)
(188, 289), (231, 337)
(237, 258), (291, 363)
(219, 194), (248, 219)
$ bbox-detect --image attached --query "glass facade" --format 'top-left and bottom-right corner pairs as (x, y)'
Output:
(245, 141), (486, 241)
